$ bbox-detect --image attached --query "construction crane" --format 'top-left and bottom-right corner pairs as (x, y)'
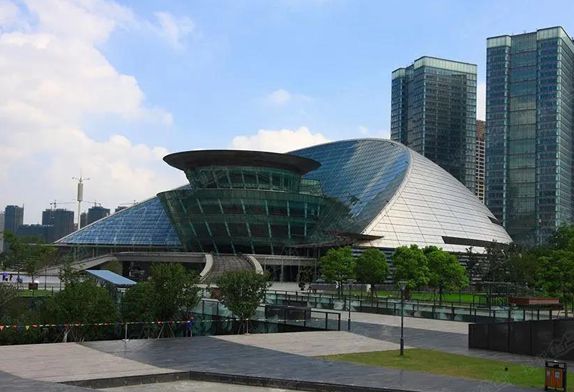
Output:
(49, 200), (75, 210)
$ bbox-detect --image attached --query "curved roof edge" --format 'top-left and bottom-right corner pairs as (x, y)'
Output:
(164, 150), (321, 175)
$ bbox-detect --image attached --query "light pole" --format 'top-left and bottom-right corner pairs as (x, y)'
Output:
(399, 281), (407, 356)
(347, 279), (355, 331)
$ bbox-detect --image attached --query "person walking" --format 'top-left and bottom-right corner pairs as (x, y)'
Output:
(185, 316), (194, 338)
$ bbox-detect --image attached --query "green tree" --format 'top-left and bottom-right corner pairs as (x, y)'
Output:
(392, 245), (429, 298)
(0, 283), (18, 322)
(424, 246), (469, 305)
(121, 281), (155, 322)
(121, 263), (200, 322)
(537, 251), (574, 316)
(42, 280), (118, 341)
(217, 270), (270, 334)
(320, 247), (355, 296)
(4, 232), (57, 285)
(355, 248), (388, 298)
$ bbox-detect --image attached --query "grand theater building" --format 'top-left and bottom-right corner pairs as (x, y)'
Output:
(57, 139), (511, 281)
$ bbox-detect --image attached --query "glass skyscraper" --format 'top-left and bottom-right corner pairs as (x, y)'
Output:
(391, 56), (477, 193)
(486, 27), (574, 245)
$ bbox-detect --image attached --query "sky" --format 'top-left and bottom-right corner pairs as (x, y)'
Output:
(1, 0), (574, 224)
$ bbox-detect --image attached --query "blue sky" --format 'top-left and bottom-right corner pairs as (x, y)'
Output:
(1, 0), (573, 223)
(98, 0), (574, 148)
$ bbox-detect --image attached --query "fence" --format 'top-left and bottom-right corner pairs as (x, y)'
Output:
(469, 318), (574, 360)
(0, 298), (340, 345)
(264, 290), (560, 323)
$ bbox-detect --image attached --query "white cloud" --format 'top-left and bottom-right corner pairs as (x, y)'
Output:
(153, 11), (195, 49)
(266, 89), (292, 106)
(477, 81), (486, 120)
(0, 0), (182, 223)
(357, 125), (390, 139)
(264, 88), (312, 107)
(230, 127), (330, 153)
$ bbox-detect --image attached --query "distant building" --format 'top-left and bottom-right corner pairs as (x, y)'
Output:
(4, 205), (24, 235)
(87, 206), (110, 225)
(486, 26), (574, 245)
(80, 212), (88, 229)
(15, 224), (52, 243)
(42, 208), (75, 242)
(391, 56), (477, 193)
(115, 206), (128, 213)
(475, 120), (485, 203)
(3, 205), (23, 251)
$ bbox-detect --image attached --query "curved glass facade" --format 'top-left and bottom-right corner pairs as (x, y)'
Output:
(158, 153), (347, 254)
(292, 139), (411, 234)
(58, 139), (512, 254)
(57, 196), (181, 247)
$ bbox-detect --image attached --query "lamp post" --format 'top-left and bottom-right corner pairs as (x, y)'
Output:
(347, 279), (355, 331)
(399, 281), (407, 356)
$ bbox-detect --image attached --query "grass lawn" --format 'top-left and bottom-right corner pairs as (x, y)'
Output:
(321, 349), (562, 390)
(18, 289), (54, 297)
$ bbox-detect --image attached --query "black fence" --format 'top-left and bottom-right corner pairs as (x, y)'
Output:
(469, 318), (574, 360)
(264, 290), (559, 323)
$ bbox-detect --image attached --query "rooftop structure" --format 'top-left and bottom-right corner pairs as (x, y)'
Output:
(57, 139), (511, 254)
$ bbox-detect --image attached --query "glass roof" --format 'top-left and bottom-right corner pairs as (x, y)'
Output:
(57, 196), (181, 247)
(291, 139), (411, 234)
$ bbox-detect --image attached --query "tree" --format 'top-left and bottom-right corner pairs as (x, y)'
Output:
(4, 232), (57, 285)
(121, 281), (155, 322)
(147, 263), (201, 321)
(0, 283), (18, 322)
(355, 248), (388, 297)
(392, 245), (429, 298)
(42, 280), (117, 341)
(537, 250), (574, 316)
(320, 247), (355, 296)
(217, 270), (270, 334)
(424, 246), (468, 305)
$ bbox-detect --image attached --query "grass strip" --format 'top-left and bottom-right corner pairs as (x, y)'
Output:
(321, 349), (566, 390)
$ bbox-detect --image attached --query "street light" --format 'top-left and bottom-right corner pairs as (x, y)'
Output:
(347, 279), (356, 331)
(399, 280), (407, 356)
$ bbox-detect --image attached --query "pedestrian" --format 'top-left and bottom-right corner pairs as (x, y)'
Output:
(8, 274), (12, 282)
(186, 316), (194, 338)
(1, 271), (6, 282)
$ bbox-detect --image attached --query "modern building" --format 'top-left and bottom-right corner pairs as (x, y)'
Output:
(3, 205), (24, 235)
(87, 206), (110, 225)
(80, 212), (88, 229)
(486, 26), (574, 245)
(42, 208), (75, 242)
(15, 224), (52, 242)
(475, 120), (486, 203)
(391, 56), (477, 193)
(57, 139), (511, 262)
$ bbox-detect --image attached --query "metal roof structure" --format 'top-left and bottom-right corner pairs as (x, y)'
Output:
(85, 269), (136, 287)
(163, 150), (321, 174)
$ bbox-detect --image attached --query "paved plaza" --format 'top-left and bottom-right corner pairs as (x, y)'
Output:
(0, 311), (543, 392)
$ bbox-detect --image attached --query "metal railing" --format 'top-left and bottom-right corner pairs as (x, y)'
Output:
(264, 290), (560, 323)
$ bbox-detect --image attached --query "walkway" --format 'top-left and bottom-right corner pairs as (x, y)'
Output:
(0, 333), (535, 392)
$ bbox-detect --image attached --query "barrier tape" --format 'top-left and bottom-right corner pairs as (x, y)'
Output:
(0, 317), (339, 332)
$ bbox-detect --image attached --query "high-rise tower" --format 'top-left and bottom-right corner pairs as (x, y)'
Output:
(486, 27), (574, 245)
(391, 56), (477, 192)
(475, 120), (486, 203)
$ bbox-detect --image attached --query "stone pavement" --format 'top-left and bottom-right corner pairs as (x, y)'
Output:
(0, 307), (547, 392)
(104, 380), (295, 391)
(215, 331), (402, 356)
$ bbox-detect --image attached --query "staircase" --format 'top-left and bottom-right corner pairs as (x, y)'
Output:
(202, 254), (254, 283)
